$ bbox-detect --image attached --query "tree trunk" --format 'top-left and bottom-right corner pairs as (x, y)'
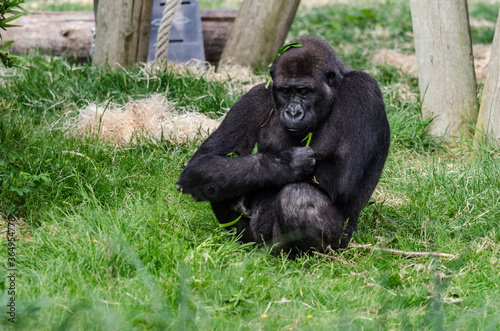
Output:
(410, 0), (478, 140)
(94, 0), (154, 67)
(475, 10), (500, 143)
(219, 0), (300, 69)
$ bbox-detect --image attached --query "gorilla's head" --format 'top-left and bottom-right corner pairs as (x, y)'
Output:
(269, 37), (348, 137)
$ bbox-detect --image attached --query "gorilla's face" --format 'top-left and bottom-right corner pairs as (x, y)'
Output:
(273, 81), (319, 137)
(270, 42), (340, 138)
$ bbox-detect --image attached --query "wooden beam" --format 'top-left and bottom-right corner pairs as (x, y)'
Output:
(1, 10), (237, 64)
(201, 10), (237, 63)
(2, 11), (95, 63)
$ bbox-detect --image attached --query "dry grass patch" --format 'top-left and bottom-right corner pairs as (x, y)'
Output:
(76, 94), (220, 145)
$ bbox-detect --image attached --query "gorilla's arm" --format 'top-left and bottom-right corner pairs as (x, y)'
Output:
(314, 71), (390, 210)
(177, 85), (315, 202)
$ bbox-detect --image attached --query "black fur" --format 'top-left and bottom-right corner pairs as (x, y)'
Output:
(177, 37), (390, 255)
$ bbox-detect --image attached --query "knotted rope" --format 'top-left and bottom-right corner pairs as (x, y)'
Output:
(155, 0), (181, 62)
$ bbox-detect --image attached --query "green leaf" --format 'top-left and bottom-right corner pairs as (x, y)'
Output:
(1, 12), (24, 24)
(268, 42), (303, 68)
(265, 77), (272, 89)
(301, 132), (313, 147)
(266, 42), (303, 89)
(14, 5), (31, 15)
(0, 40), (14, 52)
(219, 214), (243, 228)
(8, 54), (27, 69)
(252, 143), (258, 154)
(0, 24), (22, 29)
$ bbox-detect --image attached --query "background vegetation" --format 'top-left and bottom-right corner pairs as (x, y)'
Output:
(0, 0), (28, 68)
(1, 1), (499, 329)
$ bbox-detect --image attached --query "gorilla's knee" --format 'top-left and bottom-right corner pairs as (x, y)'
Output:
(279, 183), (330, 227)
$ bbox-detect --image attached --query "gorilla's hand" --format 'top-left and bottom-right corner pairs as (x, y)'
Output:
(277, 146), (316, 182)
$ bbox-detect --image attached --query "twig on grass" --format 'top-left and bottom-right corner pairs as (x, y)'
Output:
(54, 303), (74, 313)
(312, 251), (350, 265)
(349, 243), (458, 259)
(263, 297), (312, 315)
(62, 150), (97, 169)
(126, 292), (145, 305)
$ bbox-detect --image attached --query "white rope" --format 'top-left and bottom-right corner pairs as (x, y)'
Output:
(155, 0), (181, 62)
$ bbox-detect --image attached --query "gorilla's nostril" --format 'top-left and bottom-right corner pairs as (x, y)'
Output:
(286, 106), (304, 120)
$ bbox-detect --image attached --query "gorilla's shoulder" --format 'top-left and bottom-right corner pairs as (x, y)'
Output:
(243, 83), (273, 99)
(342, 70), (378, 86)
(340, 70), (382, 95)
(232, 83), (273, 111)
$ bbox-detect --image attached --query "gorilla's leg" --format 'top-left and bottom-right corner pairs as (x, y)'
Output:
(246, 190), (282, 244)
(218, 183), (351, 255)
(277, 183), (347, 252)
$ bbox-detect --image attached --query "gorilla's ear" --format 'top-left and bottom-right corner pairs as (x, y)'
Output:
(270, 68), (276, 81)
(326, 71), (341, 87)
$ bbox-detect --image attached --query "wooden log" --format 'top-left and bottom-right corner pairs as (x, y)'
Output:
(219, 0), (300, 68)
(201, 10), (237, 63)
(2, 11), (95, 63)
(93, 0), (154, 67)
(1, 10), (236, 64)
(475, 10), (500, 144)
(410, 0), (478, 140)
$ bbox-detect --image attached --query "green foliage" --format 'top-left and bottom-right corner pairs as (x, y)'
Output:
(0, 0), (28, 68)
(199, 0), (242, 10)
(346, 8), (379, 25)
(0, 1), (499, 329)
(469, 2), (500, 44)
(291, 1), (414, 68)
(24, 0), (93, 11)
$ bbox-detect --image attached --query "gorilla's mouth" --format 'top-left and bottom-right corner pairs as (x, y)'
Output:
(284, 126), (309, 136)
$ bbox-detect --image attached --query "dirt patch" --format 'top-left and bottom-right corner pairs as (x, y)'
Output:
(0, 215), (33, 242)
(473, 44), (492, 82)
(372, 49), (418, 76)
(372, 44), (492, 82)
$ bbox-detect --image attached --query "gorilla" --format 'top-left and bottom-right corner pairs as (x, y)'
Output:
(177, 36), (390, 256)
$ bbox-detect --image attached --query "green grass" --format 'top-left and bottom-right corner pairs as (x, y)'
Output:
(24, 0), (94, 11)
(469, 1), (500, 44)
(1, 1), (500, 329)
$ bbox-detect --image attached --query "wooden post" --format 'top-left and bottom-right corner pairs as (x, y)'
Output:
(94, 0), (153, 67)
(410, 0), (478, 140)
(475, 10), (500, 143)
(219, 0), (300, 69)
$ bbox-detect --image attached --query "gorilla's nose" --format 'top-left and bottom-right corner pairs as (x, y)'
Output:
(284, 104), (304, 121)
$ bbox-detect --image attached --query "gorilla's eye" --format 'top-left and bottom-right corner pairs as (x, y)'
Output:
(298, 88), (311, 97)
(278, 88), (292, 96)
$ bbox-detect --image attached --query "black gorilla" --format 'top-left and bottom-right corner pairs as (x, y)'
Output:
(177, 36), (390, 255)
